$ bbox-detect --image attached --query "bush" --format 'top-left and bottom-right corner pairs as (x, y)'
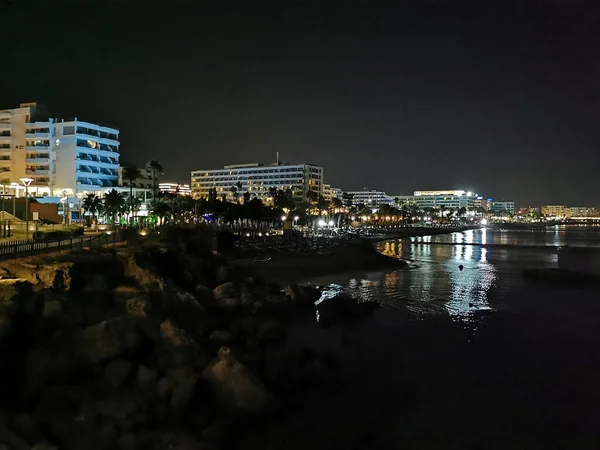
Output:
(33, 225), (85, 242)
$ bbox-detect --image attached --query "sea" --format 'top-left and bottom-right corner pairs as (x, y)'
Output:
(270, 226), (600, 449)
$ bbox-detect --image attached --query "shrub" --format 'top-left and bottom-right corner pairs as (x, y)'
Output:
(33, 225), (85, 242)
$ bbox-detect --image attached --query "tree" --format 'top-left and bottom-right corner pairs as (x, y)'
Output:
(122, 165), (142, 224)
(230, 185), (239, 203)
(306, 190), (319, 204)
(103, 189), (125, 224)
(316, 195), (330, 212)
(342, 192), (354, 209)
(243, 191), (251, 204)
(146, 159), (163, 205)
(82, 193), (103, 226)
(331, 197), (343, 210)
(152, 201), (172, 224)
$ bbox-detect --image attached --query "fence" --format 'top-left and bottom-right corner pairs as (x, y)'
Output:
(0, 232), (126, 261)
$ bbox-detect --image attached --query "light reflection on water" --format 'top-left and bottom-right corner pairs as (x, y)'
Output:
(314, 228), (600, 327)
(376, 235), (498, 321)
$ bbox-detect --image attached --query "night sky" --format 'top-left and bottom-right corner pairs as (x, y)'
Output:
(2, 1), (599, 206)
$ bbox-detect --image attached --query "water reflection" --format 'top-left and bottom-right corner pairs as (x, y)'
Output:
(371, 232), (500, 321)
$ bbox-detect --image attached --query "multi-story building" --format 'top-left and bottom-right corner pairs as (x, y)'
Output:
(396, 190), (481, 210)
(119, 167), (153, 189)
(159, 182), (191, 196)
(322, 184), (342, 201)
(0, 102), (119, 195)
(541, 205), (569, 218)
(345, 189), (394, 207)
(191, 162), (324, 203)
(570, 207), (600, 218)
(490, 201), (515, 214)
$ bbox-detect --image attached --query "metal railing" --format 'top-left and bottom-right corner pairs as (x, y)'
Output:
(0, 232), (125, 261)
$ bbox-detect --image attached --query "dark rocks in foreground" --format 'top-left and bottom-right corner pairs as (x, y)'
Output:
(0, 234), (356, 450)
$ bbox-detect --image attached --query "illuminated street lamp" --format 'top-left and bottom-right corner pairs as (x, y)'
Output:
(20, 178), (33, 240)
(281, 215), (287, 221)
(9, 182), (18, 216)
(294, 215), (299, 226)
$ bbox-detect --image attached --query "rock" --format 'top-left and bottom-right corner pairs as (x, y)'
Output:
(43, 300), (62, 318)
(36, 262), (73, 289)
(83, 273), (110, 292)
(209, 330), (230, 343)
(10, 413), (43, 447)
(96, 398), (137, 420)
(212, 282), (240, 308)
(0, 421), (29, 449)
(137, 365), (157, 387)
(160, 320), (189, 347)
(169, 288), (208, 332)
(156, 377), (175, 400)
(116, 251), (163, 290)
(100, 422), (118, 440)
(203, 346), (268, 414)
(125, 298), (149, 319)
(104, 358), (133, 389)
(0, 280), (24, 342)
(170, 380), (195, 412)
(78, 316), (142, 363)
(117, 433), (136, 450)
(257, 321), (286, 343)
(195, 284), (214, 305)
(216, 265), (228, 284)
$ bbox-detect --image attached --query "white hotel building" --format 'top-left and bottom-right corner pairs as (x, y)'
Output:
(191, 162), (324, 203)
(0, 103), (119, 196)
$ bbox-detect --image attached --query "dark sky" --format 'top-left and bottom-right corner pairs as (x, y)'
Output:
(2, 0), (599, 206)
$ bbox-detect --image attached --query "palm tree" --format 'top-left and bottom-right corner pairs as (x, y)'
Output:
(82, 193), (103, 227)
(230, 185), (239, 203)
(146, 159), (163, 205)
(152, 201), (172, 224)
(103, 189), (125, 224)
(122, 165), (141, 224)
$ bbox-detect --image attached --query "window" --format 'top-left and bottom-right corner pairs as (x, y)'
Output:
(63, 126), (75, 135)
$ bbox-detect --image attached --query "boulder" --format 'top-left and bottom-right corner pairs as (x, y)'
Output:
(0, 280), (24, 342)
(159, 320), (189, 347)
(156, 377), (175, 400)
(95, 398), (138, 420)
(203, 346), (268, 414)
(43, 300), (62, 318)
(104, 359), (133, 389)
(168, 288), (208, 332)
(117, 433), (136, 450)
(78, 316), (142, 363)
(212, 282), (240, 308)
(137, 365), (157, 388)
(208, 330), (231, 343)
(170, 379), (195, 412)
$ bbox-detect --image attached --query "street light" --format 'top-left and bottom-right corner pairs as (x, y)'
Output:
(281, 215), (287, 221)
(293, 215), (299, 226)
(10, 183), (18, 217)
(20, 178), (33, 240)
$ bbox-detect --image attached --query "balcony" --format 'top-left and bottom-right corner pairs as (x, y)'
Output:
(0, 123), (10, 130)
(0, 134), (11, 141)
(26, 157), (50, 163)
(25, 132), (36, 138)
(25, 145), (49, 151)
(26, 169), (49, 176)
(0, 112), (10, 119)
(35, 132), (50, 138)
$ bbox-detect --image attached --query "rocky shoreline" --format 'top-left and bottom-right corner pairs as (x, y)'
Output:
(0, 228), (385, 450)
(232, 238), (407, 284)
